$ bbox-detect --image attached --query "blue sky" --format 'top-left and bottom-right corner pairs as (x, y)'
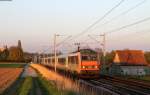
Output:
(0, 0), (150, 53)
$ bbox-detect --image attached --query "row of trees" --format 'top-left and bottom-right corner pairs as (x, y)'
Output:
(0, 48), (9, 61)
(0, 40), (31, 62)
(145, 52), (150, 64)
(0, 47), (24, 62)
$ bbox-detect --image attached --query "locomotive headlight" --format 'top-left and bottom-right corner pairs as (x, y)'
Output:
(95, 66), (98, 68)
(82, 66), (85, 69)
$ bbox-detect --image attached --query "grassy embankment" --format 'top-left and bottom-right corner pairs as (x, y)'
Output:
(135, 76), (150, 82)
(37, 74), (75, 95)
(18, 77), (33, 95)
(31, 64), (76, 95)
(14, 75), (61, 95)
(123, 75), (150, 82)
(15, 71), (75, 95)
(0, 63), (26, 68)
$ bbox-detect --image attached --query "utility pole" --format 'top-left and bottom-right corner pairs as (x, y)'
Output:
(54, 34), (71, 72)
(100, 33), (106, 64)
(54, 34), (57, 72)
(74, 43), (80, 52)
(88, 34), (105, 64)
(88, 33), (106, 74)
(100, 33), (107, 75)
(38, 52), (41, 64)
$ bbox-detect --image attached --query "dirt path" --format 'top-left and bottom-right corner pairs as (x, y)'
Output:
(21, 65), (38, 77)
(21, 64), (43, 95)
(32, 77), (43, 95)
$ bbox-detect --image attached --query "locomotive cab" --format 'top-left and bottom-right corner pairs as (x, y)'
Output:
(79, 49), (100, 78)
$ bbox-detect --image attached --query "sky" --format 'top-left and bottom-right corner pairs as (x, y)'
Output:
(0, 0), (150, 53)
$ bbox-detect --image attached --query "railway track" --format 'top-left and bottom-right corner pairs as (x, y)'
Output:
(44, 65), (150, 95)
(83, 76), (150, 95)
(105, 76), (150, 89)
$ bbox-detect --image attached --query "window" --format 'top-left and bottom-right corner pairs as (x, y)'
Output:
(68, 56), (78, 64)
(52, 58), (55, 63)
(81, 55), (97, 61)
(48, 59), (51, 63)
(58, 58), (66, 64)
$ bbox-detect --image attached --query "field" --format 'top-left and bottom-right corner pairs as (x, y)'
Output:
(0, 68), (23, 94)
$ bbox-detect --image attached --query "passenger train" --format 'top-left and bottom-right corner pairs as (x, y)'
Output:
(40, 49), (100, 78)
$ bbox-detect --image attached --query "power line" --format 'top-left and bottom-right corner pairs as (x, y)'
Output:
(69, 0), (125, 41)
(94, 0), (146, 29)
(106, 17), (150, 34)
(88, 35), (100, 43)
(66, 0), (147, 49)
(54, 0), (148, 52)
(56, 35), (72, 47)
(107, 29), (150, 42)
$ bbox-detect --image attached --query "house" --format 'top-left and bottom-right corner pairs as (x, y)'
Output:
(113, 50), (147, 65)
(109, 50), (150, 76)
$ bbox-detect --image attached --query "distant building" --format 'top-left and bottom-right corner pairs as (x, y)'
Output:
(109, 50), (150, 76)
(8, 40), (24, 61)
(113, 50), (147, 65)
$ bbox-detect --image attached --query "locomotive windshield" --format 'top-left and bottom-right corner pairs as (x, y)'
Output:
(81, 55), (97, 61)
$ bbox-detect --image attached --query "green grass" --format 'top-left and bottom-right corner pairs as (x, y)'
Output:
(18, 77), (33, 95)
(0, 64), (26, 68)
(37, 74), (61, 95)
(124, 75), (150, 82)
(137, 76), (150, 82)
(32, 67), (76, 95)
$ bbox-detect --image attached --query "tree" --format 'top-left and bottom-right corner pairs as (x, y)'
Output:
(100, 50), (115, 65)
(0, 47), (9, 61)
(145, 52), (150, 64)
(8, 47), (24, 62)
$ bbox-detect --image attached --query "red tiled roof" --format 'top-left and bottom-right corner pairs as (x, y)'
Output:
(115, 50), (147, 65)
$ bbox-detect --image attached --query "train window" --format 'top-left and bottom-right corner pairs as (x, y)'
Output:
(45, 59), (47, 63)
(52, 58), (55, 63)
(81, 55), (97, 61)
(48, 59), (51, 63)
(68, 56), (78, 64)
(58, 58), (66, 64)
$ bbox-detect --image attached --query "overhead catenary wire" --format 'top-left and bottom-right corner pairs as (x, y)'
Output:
(66, 0), (147, 47)
(88, 35), (101, 43)
(69, 0), (125, 41)
(77, 0), (147, 52)
(93, 0), (147, 29)
(105, 17), (150, 34)
(107, 29), (150, 43)
(56, 35), (72, 47)
(51, 0), (149, 53)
